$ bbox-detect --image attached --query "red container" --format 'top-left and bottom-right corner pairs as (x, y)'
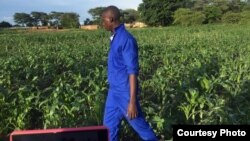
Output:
(10, 126), (109, 141)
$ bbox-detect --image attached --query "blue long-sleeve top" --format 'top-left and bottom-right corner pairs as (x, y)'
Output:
(108, 24), (139, 92)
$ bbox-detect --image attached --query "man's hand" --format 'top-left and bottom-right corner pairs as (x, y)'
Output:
(127, 102), (138, 120)
(127, 74), (138, 120)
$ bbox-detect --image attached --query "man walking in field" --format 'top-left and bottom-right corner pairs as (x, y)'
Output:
(101, 5), (158, 141)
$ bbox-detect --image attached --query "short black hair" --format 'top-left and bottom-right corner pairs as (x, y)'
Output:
(102, 5), (121, 21)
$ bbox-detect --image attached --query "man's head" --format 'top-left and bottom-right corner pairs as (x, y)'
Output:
(101, 6), (121, 32)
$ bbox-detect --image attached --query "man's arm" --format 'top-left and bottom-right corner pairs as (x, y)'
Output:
(127, 74), (138, 120)
(122, 37), (139, 120)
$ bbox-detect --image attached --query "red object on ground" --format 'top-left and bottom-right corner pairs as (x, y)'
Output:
(10, 126), (109, 141)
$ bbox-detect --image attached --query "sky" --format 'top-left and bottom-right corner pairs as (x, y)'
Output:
(0, 0), (142, 25)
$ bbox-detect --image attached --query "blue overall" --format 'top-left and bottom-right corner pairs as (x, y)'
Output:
(103, 24), (158, 141)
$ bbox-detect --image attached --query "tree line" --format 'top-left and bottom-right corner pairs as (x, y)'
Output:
(85, 0), (250, 26)
(12, 12), (80, 29)
(138, 0), (250, 26)
(0, 0), (249, 28)
(84, 7), (139, 25)
(0, 8), (139, 28)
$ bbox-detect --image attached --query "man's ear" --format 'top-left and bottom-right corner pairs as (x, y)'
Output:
(110, 17), (114, 23)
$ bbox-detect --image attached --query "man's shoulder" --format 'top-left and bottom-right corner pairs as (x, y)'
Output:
(119, 29), (136, 41)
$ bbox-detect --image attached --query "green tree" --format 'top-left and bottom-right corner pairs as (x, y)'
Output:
(173, 8), (205, 26)
(13, 13), (33, 27)
(138, 0), (186, 26)
(239, 10), (250, 24)
(84, 18), (93, 25)
(121, 9), (139, 23)
(242, 4), (250, 11)
(192, 0), (231, 12)
(192, 0), (207, 11)
(212, 0), (230, 13)
(61, 13), (80, 28)
(242, 0), (250, 11)
(228, 0), (245, 12)
(174, 8), (192, 25)
(222, 12), (241, 24)
(204, 5), (223, 23)
(0, 21), (12, 28)
(88, 7), (106, 25)
(31, 12), (48, 27)
(48, 11), (64, 29)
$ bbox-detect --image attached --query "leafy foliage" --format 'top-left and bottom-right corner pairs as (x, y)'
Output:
(138, 0), (187, 26)
(61, 13), (80, 28)
(139, 0), (250, 26)
(14, 13), (33, 27)
(0, 21), (12, 28)
(31, 12), (48, 26)
(239, 10), (250, 24)
(88, 7), (106, 25)
(121, 9), (139, 23)
(203, 5), (223, 23)
(1, 25), (250, 140)
(173, 8), (205, 26)
(222, 12), (241, 24)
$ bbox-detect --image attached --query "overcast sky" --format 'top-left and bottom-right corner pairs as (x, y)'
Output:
(0, 0), (142, 25)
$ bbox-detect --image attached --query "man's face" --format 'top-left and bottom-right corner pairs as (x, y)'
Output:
(101, 13), (112, 31)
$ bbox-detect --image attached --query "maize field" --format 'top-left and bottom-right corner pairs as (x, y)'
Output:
(0, 24), (250, 140)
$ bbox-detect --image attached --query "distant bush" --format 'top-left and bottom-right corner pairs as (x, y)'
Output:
(0, 21), (12, 28)
(239, 11), (250, 25)
(204, 5), (223, 23)
(222, 12), (241, 24)
(173, 8), (205, 26)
